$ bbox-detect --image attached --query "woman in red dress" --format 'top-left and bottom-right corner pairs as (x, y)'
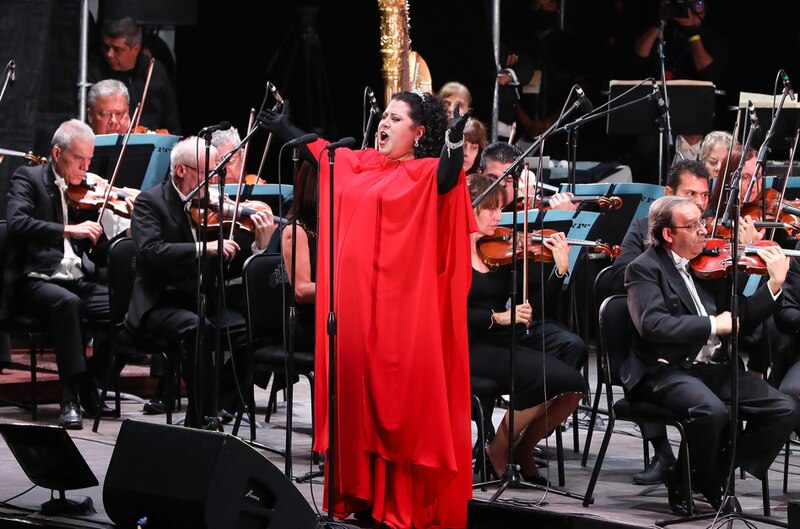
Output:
(259, 91), (474, 529)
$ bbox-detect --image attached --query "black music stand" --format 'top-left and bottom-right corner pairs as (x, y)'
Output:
(0, 423), (99, 515)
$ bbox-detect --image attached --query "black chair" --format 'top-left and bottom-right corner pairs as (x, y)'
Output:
(0, 220), (57, 420)
(234, 252), (314, 476)
(92, 237), (178, 432)
(470, 375), (499, 490)
(583, 294), (693, 509)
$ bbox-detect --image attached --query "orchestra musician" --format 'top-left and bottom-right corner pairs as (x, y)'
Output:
(257, 90), (472, 529)
(126, 136), (275, 427)
(88, 16), (180, 134)
(5, 119), (115, 430)
(479, 141), (588, 371)
(622, 194), (795, 515)
(86, 79), (131, 135)
(467, 172), (584, 484)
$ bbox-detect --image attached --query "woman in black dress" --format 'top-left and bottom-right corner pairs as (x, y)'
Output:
(467, 173), (584, 483)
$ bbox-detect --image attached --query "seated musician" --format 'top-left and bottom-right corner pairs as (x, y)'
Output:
(126, 136), (275, 427)
(773, 240), (800, 436)
(609, 159), (709, 484)
(467, 173), (584, 483)
(479, 142), (588, 370)
(86, 79), (131, 135)
(210, 127), (267, 185)
(480, 141), (577, 213)
(697, 130), (732, 181)
(623, 194), (796, 515)
(5, 119), (115, 430)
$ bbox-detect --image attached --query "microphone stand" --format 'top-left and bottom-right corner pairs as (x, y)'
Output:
(315, 138), (360, 529)
(0, 60), (14, 106)
(655, 21), (674, 186)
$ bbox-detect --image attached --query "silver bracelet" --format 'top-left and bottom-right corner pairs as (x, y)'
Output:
(444, 129), (464, 157)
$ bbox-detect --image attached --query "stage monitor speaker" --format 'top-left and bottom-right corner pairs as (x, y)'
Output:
(103, 419), (317, 529)
(468, 499), (636, 529)
(789, 500), (800, 529)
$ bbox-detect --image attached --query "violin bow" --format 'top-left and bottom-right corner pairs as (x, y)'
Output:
(132, 57), (155, 131)
(710, 114), (740, 239)
(770, 128), (800, 241)
(97, 102), (142, 222)
(522, 162), (530, 306)
(227, 108), (256, 242)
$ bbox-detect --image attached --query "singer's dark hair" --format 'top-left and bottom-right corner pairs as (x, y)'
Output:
(391, 91), (448, 158)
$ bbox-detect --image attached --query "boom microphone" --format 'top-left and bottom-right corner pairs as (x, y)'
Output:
(575, 86), (593, 113)
(366, 86), (379, 113)
(199, 121), (232, 136)
(285, 133), (319, 147)
(782, 70), (796, 102)
(325, 137), (356, 151)
(747, 100), (759, 129)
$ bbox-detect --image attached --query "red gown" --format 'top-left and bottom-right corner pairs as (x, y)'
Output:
(309, 139), (475, 529)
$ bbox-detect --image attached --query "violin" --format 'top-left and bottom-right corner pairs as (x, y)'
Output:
(690, 238), (800, 279)
(189, 197), (273, 233)
(504, 194), (623, 212)
(134, 125), (170, 135)
(67, 173), (139, 218)
(706, 188), (800, 239)
(476, 226), (621, 267)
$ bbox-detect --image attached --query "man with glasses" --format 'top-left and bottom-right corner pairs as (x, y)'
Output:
(126, 136), (274, 428)
(88, 16), (180, 134)
(622, 194), (795, 516)
(86, 79), (131, 135)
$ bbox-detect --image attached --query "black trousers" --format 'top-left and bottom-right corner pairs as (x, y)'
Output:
(141, 301), (245, 427)
(633, 362), (797, 487)
(17, 277), (109, 382)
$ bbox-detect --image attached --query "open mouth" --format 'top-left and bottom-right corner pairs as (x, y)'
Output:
(379, 131), (388, 145)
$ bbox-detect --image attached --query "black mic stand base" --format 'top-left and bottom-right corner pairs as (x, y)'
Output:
(474, 463), (586, 502)
(656, 494), (787, 528)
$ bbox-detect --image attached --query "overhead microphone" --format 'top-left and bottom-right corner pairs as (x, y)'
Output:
(651, 80), (667, 115)
(575, 86), (593, 113)
(270, 82), (284, 105)
(781, 70), (796, 102)
(198, 121), (232, 136)
(366, 86), (379, 113)
(747, 100), (759, 129)
(8, 60), (15, 83)
(325, 137), (356, 151)
(285, 133), (318, 147)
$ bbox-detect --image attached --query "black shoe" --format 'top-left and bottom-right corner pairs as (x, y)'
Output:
(218, 409), (234, 424)
(58, 402), (83, 430)
(720, 495), (742, 514)
(663, 464), (695, 516)
(143, 398), (166, 415)
(522, 472), (551, 487)
(633, 454), (672, 485)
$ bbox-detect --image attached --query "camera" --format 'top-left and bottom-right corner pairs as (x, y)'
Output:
(660, 0), (691, 19)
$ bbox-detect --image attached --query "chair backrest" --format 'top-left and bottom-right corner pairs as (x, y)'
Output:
(593, 265), (616, 312)
(597, 294), (635, 388)
(106, 237), (137, 326)
(242, 252), (289, 347)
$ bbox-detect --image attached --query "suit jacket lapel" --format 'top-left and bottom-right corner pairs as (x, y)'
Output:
(656, 247), (701, 315)
(43, 165), (63, 224)
(163, 182), (193, 242)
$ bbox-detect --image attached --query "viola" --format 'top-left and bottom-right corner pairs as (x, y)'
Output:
(67, 173), (139, 218)
(189, 197), (273, 233)
(476, 226), (621, 267)
(690, 238), (800, 279)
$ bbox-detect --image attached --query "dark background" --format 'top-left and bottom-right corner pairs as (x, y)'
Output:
(0, 0), (799, 215)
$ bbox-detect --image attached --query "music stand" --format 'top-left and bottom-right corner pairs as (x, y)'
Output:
(91, 133), (181, 191)
(607, 80), (715, 137)
(0, 422), (98, 515)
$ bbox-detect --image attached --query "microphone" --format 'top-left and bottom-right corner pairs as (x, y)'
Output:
(652, 80), (667, 115)
(325, 136), (356, 151)
(199, 121), (232, 136)
(285, 133), (318, 147)
(8, 60), (15, 83)
(270, 82), (284, 105)
(575, 86), (593, 113)
(782, 70), (796, 102)
(366, 86), (379, 113)
(747, 100), (759, 129)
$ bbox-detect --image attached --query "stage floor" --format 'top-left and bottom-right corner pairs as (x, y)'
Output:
(0, 352), (797, 529)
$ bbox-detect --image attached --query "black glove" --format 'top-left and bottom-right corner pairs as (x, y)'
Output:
(447, 105), (472, 145)
(256, 100), (294, 140)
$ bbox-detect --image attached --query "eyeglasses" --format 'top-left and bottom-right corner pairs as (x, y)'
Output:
(671, 221), (705, 232)
(95, 110), (128, 122)
(182, 165), (209, 176)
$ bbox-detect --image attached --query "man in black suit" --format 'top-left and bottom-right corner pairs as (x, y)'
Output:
(622, 195), (796, 515)
(6, 119), (113, 430)
(127, 136), (274, 428)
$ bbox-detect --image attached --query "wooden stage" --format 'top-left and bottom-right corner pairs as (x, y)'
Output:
(0, 349), (797, 529)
